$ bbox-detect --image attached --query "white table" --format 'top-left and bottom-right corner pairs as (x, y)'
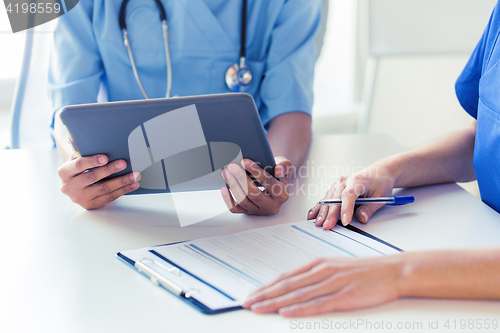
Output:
(1, 134), (499, 333)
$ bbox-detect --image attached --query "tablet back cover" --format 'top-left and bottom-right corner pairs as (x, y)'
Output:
(60, 93), (276, 194)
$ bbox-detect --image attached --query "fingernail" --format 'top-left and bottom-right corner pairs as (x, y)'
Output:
(308, 210), (313, 216)
(276, 165), (285, 177)
(228, 164), (240, 174)
(241, 159), (250, 168)
(98, 156), (106, 164)
(279, 308), (292, 316)
(323, 218), (331, 229)
(115, 160), (126, 169)
(316, 216), (324, 223)
(251, 303), (264, 311)
(131, 182), (139, 190)
(223, 168), (232, 180)
(359, 209), (368, 222)
(130, 172), (141, 182)
(342, 213), (349, 226)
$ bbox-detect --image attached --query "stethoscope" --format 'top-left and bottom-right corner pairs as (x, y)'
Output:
(119, 0), (253, 99)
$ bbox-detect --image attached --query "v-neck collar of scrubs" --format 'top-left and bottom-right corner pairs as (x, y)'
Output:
(177, 0), (238, 51)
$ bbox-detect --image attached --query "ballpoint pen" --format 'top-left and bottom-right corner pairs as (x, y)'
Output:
(318, 196), (415, 206)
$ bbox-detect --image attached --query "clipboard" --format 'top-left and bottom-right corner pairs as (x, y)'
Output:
(117, 221), (403, 315)
(117, 245), (242, 315)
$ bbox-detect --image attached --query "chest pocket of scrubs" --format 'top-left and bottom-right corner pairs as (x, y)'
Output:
(479, 57), (500, 112)
(474, 57), (500, 212)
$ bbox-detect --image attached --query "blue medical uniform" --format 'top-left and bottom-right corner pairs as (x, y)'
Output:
(48, 0), (321, 127)
(456, 1), (500, 212)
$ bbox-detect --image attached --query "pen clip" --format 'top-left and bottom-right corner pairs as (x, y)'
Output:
(135, 258), (188, 298)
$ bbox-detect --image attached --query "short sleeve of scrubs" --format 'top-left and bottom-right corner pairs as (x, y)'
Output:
(257, 0), (321, 126)
(48, 0), (103, 126)
(456, 6), (497, 119)
(455, 0), (500, 213)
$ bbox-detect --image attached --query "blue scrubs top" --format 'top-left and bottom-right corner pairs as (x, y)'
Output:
(456, 1), (500, 212)
(48, 0), (321, 127)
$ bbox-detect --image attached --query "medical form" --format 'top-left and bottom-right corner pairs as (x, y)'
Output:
(118, 221), (401, 314)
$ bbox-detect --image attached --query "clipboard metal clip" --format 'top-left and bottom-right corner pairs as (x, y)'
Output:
(135, 258), (190, 298)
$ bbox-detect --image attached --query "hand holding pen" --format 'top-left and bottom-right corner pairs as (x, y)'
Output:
(307, 164), (414, 229)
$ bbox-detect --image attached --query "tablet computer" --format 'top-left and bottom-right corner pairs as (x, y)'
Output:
(60, 93), (276, 195)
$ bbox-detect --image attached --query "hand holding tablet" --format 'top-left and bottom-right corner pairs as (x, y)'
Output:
(59, 93), (277, 211)
(221, 156), (292, 216)
(58, 154), (140, 210)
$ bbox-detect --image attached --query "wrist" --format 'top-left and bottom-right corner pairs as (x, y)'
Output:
(395, 252), (430, 298)
(378, 153), (408, 188)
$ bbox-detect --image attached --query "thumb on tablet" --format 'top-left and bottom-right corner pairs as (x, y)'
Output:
(274, 156), (292, 182)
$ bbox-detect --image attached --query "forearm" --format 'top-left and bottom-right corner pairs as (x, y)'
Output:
(266, 112), (312, 169)
(398, 248), (500, 300)
(380, 121), (477, 188)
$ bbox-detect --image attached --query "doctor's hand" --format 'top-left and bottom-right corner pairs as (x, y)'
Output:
(308, 164), (396, 229)
(58, 154), (141, 210)
(243, 255), (404, 317)
(220, 157), (291, 216)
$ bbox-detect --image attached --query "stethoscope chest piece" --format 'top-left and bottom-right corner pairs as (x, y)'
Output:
(225, 57), (253, 92)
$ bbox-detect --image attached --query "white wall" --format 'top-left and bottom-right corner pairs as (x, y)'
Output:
(0, 8), (24, 81)
(313, 0), (358, 118)
(0, 7), (24, 148)
(369, 56), (473, 148)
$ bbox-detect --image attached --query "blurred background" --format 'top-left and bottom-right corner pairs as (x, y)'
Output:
(0, 0), (497, 195)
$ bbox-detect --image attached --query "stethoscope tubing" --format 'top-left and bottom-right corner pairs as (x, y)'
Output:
(120, 0), (251, 98)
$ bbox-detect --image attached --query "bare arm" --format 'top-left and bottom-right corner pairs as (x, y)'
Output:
(399, 248), (500, 300)
(266, 112), (312, 170)
(387, 120), (477, 188)
(243, 247), (500, 317)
